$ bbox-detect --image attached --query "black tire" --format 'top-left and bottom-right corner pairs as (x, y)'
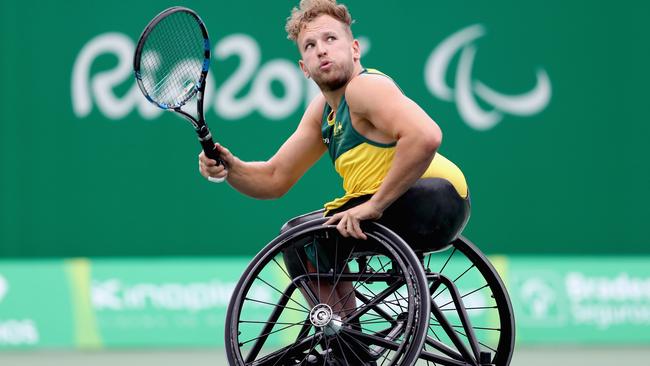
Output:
(225, 219), (430, 366)
(417, 236), (515, 366)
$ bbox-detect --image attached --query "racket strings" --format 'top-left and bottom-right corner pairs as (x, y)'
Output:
(144, 13), (203, 103)
(139, 11), (206, 108)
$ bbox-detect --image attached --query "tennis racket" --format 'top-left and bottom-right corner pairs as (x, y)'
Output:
(133, 6), (225, 182)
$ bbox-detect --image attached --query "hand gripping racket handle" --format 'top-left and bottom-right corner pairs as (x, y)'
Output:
(196, 126), (223, 165)
(200, 137), (223, 164)
(197, 126), (227, 183)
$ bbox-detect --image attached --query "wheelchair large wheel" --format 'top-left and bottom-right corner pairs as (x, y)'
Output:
(416, 236), (515, 366)
(225, 219), (430, 366)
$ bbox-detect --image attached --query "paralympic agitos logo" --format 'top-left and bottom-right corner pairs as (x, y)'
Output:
(72, 24), (550, 131)
(425, 24), (552, 130)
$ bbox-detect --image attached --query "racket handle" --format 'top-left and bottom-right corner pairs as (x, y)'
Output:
(197, 126), (225, 167)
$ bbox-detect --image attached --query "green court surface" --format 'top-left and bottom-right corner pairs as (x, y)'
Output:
(1, 347), (650, 366)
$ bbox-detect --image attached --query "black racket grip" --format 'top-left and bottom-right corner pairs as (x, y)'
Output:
(197, 126), (225, 167)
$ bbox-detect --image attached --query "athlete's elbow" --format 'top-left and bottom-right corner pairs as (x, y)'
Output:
(422, 129), (442, 155)
(265, 185), (290, 199)
(265, 171), (294, 199)
(255, 181), (287, 200)
(259, 192), (283, 200)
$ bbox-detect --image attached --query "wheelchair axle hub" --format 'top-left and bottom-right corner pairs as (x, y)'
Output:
(310, 304), (343, 336)
(310, 304), (334, 327)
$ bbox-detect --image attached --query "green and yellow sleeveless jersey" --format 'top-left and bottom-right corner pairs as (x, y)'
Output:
(322, 68), (468, 212)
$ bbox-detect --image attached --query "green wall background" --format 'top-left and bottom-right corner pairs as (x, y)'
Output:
(1, 0), (648, 257)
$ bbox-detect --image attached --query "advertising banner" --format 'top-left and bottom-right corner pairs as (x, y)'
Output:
(1, 255), (650, 350)
(509, 256), (650, 343)
(71, 257), (251, 347)
(0, 262), (74, 348)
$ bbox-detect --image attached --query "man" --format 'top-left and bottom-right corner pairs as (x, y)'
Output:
(200, 1), (470, 363)
(199, 0), (468, 238)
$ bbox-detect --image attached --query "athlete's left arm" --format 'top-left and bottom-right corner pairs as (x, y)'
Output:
(324, 75), (442, 239)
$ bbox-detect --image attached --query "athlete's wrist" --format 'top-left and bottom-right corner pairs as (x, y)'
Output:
(367, 196), (389, 215)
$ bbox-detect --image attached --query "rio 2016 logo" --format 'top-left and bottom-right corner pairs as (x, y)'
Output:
(72, 25), (550, 131)
(71, 33), (367, 121)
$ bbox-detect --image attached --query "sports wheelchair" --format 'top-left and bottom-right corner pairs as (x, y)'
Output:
(225, 215), (515, 366)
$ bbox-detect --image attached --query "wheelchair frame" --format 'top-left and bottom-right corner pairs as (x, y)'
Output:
(225, 218), (515, 366)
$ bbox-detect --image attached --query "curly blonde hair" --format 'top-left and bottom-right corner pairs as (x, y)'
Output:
(285, 0), (354, 42)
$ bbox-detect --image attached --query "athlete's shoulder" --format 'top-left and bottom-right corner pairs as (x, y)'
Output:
(364, 68), (393, 79)
(345, 69), (404, 113)
(347, 68), (401, 94)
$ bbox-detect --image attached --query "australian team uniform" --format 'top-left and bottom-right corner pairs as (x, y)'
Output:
(322, 69), (468, 212)
(282, 69), (471, 277)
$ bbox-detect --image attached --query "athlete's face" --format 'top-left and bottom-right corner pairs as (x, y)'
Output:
(297, 15), (360, 92)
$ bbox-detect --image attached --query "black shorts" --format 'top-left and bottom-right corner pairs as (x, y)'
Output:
(281, 178), (471, 277)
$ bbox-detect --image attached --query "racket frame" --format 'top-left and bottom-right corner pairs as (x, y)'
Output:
(133, 6), (223, 166)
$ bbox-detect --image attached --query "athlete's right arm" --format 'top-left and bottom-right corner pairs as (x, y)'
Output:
(199, 95), (327, 199)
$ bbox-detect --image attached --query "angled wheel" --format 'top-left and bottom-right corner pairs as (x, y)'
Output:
(416, 236), (515, 366)
(225, 219), (430, 366)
